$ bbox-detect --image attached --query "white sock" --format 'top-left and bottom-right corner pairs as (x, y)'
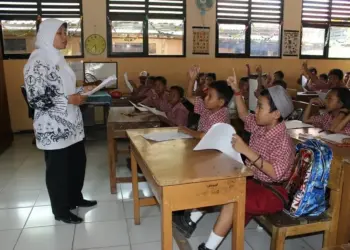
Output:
(190, 211), (203, 223)
(205, 231), (224, 250)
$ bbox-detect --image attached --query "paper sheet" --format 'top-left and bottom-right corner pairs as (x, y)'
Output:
(138, 103), (167, 118)
(194, 123), (243, 164)
(143, 131), (193, 142)
(248, 79), (258, 111)
(82, 75), (117, 96)
(129, 101), (148, 112)
(301, 75), (308, 91)
(319, 134), (350, 144)
(124, 72), (133, 92)
(318, 91), (327, 101)
(285, 120), (314, 129)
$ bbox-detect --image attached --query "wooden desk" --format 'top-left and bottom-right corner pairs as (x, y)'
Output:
(296, 92), (319, 103)
(127, 127), (253, 250)
(107, 107), (160, 193)
(288, 127), (350, 245)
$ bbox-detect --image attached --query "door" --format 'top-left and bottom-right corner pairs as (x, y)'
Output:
(0, 39), (13, 154)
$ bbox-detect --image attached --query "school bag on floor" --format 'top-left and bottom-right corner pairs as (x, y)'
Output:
(284, 139), (333, 217)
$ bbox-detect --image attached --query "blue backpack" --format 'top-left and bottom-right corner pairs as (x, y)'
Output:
(284, 139), (333, 217)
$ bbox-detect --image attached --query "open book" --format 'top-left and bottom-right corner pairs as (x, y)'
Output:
(319, 133), (350, 146)
(285, 120), (314, 129)
(82, 75), (117, 96)
(194, 123), (243, 164)
(138, 103), (167, 118)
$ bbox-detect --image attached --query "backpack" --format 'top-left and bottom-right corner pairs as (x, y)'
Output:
(284, 139), (333, 217)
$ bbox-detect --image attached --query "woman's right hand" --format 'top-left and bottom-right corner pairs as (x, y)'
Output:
(188, 65), (200, 82)
(68, 94), (87, 105)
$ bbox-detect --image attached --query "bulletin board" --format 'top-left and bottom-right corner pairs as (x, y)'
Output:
(192, 26), (210, 55)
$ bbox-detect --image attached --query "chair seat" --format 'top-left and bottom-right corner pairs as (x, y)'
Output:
(257, 211), (331, 228)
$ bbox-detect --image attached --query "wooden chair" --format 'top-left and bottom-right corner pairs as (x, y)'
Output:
(255, 156), (345, 250)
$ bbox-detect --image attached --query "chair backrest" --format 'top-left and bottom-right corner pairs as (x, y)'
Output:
(20, 85), (34, 119)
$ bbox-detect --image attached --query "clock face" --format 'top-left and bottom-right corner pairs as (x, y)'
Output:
(85, 34), (106, 55)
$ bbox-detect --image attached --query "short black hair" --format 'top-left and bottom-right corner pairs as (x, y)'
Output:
(309, 67), (318, 75)
(208, 80), (233, 106)
(240, 77), (249, 83)
(274, 71), (284, 80)
(260, 89), (284, 122)
(207, 73), (217, 81)
(319, 74), (328, 82)
(330, 87), (350, 109)
(329, 69), (344, 80)
(198, 72), (206, 78)
(170, 86), (184, 98)
(154, 76), (167, 86)
(147, 76), (156, 81)
(272, 80), (287, 89)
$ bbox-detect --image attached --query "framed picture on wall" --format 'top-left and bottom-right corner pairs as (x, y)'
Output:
(192, 26), (210, 55)
(283, 30), (300, 57)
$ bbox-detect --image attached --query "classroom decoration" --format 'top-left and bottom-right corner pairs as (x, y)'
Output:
(192, 26), (210, 54)
(196, 0), (214, 16)
(283, 30), (299, 56)
(85, 34), (106, 55)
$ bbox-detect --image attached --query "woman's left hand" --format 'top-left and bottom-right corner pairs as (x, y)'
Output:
(83, 85), (96, 93)
(231, 134), (249, 154)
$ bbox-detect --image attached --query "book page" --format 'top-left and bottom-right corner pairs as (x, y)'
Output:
(124, 72), (133, 92)
(285, 120), (314, 129)
(194, 123), (243, 164)
(319, 134), (350, 144)
(82, 75), (117, 96)
(249, 79), (258, 111)
(129, 101), (148, 112)
(143, 131), (192, 142)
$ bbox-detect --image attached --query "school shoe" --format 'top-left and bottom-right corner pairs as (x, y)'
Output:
(76, 199), (98, 207)
(198, 243), (211, 250)
(172, 210), (197, 238)
(55, 212), (83, 224)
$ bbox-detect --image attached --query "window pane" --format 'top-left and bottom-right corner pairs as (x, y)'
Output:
(250, 23), (281, 57)
(218, 24), (246, 54)
(301, 27), (325, 56)
(1, 20), (36, 55)
(42, 17), (82, 56)
(329, 26), (350, 58)
(148, 19), (184, 56)
(111, 21), (144, 53)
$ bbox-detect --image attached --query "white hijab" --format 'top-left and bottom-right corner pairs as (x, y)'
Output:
(28, 19), (76, 95)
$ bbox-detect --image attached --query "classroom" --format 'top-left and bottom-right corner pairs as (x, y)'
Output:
(0, 0), (350, 249)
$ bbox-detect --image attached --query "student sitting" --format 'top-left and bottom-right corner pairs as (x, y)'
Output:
(239, 77), (249, 104)
(204, 73), (216, 90)
(274, 70), (284, 81)
(130, 71), (150, 102)
(174, 80), (295, 250)
(303, 88), (350, 133)
(319, 73), (328, 83)
(179, 66), (233, 139)
(140, 76), (170, 112)
(166, 86), (189, 127)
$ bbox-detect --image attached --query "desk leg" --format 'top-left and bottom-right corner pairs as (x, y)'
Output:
(131, 151), (140, 225)
(232, 198), (246, 250)
(161, 194), (173, 250)
(107, 125), (117, 194)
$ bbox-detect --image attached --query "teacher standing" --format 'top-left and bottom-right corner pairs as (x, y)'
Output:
(24, 19), (97, 224)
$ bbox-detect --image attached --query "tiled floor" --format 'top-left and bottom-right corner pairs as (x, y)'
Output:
(0, 134), (324, 250)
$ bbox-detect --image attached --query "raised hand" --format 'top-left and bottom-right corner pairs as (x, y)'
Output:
(188, 65), (200, 82)
(227, 68), (239, 91)
(256, 65), (262, 75)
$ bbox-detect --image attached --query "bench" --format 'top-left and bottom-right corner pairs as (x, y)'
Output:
(255, 155), (345, 250)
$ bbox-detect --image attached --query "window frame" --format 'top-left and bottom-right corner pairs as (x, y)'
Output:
(106, 1), (186, 58)
(300, 0), (350, 60)
(0, 0), (84, 59)
(215, 0), (284, 59)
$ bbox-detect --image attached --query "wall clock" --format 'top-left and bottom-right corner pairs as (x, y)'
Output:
(85, 34), (106, 55)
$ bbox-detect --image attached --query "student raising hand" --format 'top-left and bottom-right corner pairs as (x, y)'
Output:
(186, 65), (200, 104)
(227, 68), (239, 91)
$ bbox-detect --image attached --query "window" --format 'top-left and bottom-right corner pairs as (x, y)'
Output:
(216, 0), (284, 58)
(107, 0), (186, 57)
(0, 0), (83, 59)
(301, 0), (350, 59)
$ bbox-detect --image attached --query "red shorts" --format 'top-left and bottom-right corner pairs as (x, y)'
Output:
(245, 179), (288, 225)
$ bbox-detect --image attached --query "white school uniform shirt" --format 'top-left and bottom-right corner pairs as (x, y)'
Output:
(23, 19), (84, 150)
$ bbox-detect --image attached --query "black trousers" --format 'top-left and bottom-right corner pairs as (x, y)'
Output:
(44, 141), (86, 216)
